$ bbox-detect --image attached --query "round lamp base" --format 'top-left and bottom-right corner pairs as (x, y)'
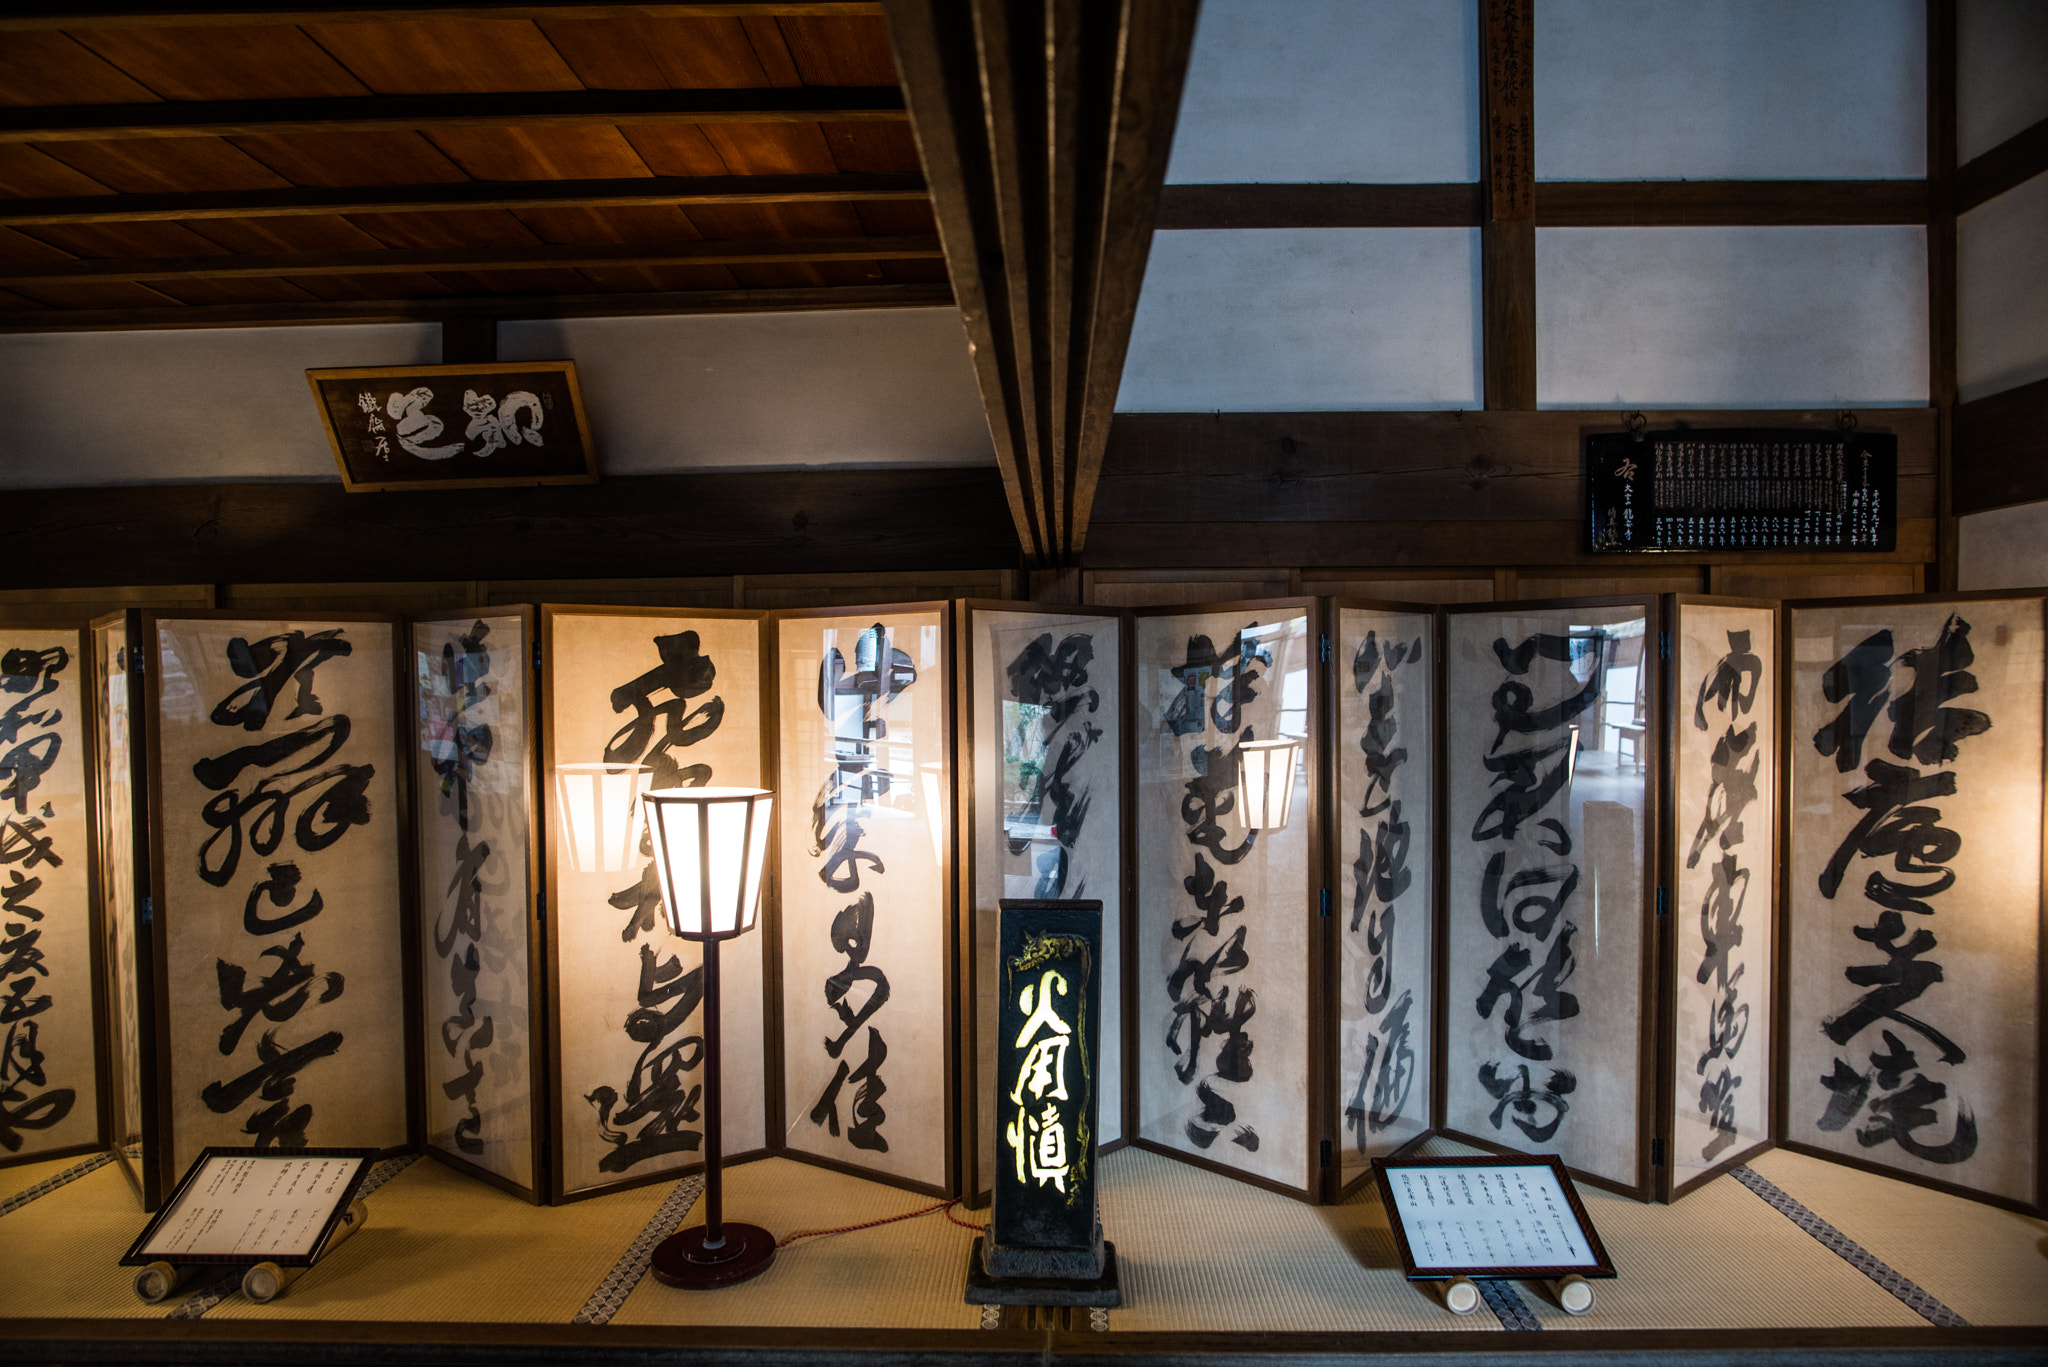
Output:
(650, 1223), (777, 1289)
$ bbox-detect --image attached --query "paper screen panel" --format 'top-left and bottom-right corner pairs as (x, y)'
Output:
(0, 627), (99, 1161)
(1134, 607), (1313, 1193)
(412, 614), (536, 1192)
(545, 610), (766, 1198)
(778, 610), (950, 1191)
(1785, 597), (2043, 1208)
(970, 609), (1124, 1191)
(1335, 607), (1435, 1179)
(1670, 603), (1777, 1183)
(1441, 604), (1651, 1191)
(153, 617), (408, 1174)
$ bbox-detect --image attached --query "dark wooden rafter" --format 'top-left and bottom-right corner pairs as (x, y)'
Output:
(0, 175), (929, 228)
(1480, 0), (1535, 410)
(1928, 0), (1958, 591)
(883, 0), (1199, 569)
(0, 236), (942, 284)
(1953, 375), (2048, 514)
(1955, 115), (2048, 213)
(0, 89), (906, 143)
(0, 3), (883, 28)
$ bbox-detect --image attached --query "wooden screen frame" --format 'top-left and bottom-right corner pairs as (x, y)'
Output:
(1325, 597), (1442, 1203)
(1658, 594), (1782, 1202)
(1127, 596), (1326, 1204)
(0, 616), (110, 1172)
(953, 600), (1134, 1207)
(536, 603), (774, 1205)
(767, 601), (959, 1200)
(137, 610), (420, 1203)
(1775, 588), (2048, 1217)
(1434, 594), (1664, 1204)
(405, 605), (548, 1204)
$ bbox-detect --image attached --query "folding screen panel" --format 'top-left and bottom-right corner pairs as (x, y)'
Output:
(1783, 593), (2045, 1214)
(144, 613), (413, 1193)
(0, 620), (104, 1168)
(92, 611), (156, 1205)
(1441, 598), (1659, 1199)
(959, 602), (1126, 1202)
(1134, 600), (1320, 1199)
(1663, 597), (1779, 1199)
(776, 606), (953, 1196)
(541, 606), (769, 1201)
(1330, 601), (1435, 1197)
(410, 609), (544, 1200)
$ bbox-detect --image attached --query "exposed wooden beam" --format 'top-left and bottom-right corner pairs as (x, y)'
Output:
(1929, 0), (1958, 591)
(0, 174), (929, 227)
(1480, 0), (1535, 411)
(1156, 183), (1481, 229)
(0, 281), (953, 331)
(1953, 375), (2048, 515)
(0, 4), (882, 31)
(883, 0), (1199, 569)
(0, 235), (943, 284)
(0, 88), (906, 144)
(1954, 115), (2048, 214)
(1536, 180), (1928, 226)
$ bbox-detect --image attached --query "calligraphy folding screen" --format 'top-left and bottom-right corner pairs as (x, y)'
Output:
(1331, 602), (1436, 1196)
(145, 613), (413, 1191)
(1134, 601), (1319, 1199)
(542, 607), (769, 1201)
(0, 620), (104, 1168)
(1784, 593), (2045, 1213)
(1441, 598), (1659, 1199)
(961, 603), (1126, 1200)
(776, 606), (953, 1196)
(411, 609), (544, 1200)
(1663, 597), (1778, 1199)
(93, 612), (156, 1206)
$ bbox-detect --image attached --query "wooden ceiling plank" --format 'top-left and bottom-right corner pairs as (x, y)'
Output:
(341, 206), (544, 249)
(0, 88), (908, 142)
(224, 128), (470, 186)
(540, 16), (774, 89)
(701, 122), (842, 175)
(419, 124), (656, 181)
(0, 31), (163, 107)
(299, 18), (584, 94)
(30, 135), (294, 193)
(738, 17), (807, 86)
(0, 172), (927, 226)
(0, 6), (887, 30)
(0, 279), (951, 330)
(67, 24), (372, 101)
(13, 217), (232, 259)
(0, 233), (943, 282)
(675, 199), (866, 238)
(774, 15), (899, 86)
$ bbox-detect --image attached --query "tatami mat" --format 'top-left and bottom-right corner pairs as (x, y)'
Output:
(611, 1157), (984, 1329)
(1749, 1147), (2048, 1327)
(203, 1155), (674, 1324)
(0, 1161), (172, 1320)
(0, 1153), (95, 1206)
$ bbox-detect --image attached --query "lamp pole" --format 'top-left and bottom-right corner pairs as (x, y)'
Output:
(701, 930), (723, 1249)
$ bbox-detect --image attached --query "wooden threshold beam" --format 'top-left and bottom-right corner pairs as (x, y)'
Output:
(0, 3), (882, 28)
(1955, 115), (2048, 214)
(0, 88), (906, 143)
(0, 280), (953, 331)
(0, 235), (943, 284)
(0, 174), (928, 228)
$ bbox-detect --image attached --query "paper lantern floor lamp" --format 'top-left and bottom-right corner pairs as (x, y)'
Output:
(638, 786), (777, 1289)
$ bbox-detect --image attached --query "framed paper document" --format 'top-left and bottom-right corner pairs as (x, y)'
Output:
(122, 1147), (377, 1267)
(1371, 1154), (1615, 1281)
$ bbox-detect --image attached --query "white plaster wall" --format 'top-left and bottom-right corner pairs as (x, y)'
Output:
(1959, 500), (2048, 591)
(0, 308), (990, 489)
(1958, 171), (2048, 402)
(1116, 228), (1482, 411)
(1960, 0), (2048, 161)
(1536, 0), (1925, 180)
(1536, 226), (1929, 408)
(1165, 0), (1478, 184)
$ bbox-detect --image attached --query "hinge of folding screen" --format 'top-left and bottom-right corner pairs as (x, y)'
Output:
(1659, 629), (1671, 660)
(1319, 888), (1330, 918)
(1319, 633), (1331, 664)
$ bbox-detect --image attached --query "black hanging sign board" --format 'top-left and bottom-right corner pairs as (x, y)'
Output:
(308, 360), (598, 493)
(1587, 428), (1896, 553)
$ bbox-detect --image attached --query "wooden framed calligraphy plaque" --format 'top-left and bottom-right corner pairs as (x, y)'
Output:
(540, 606), (770, 1202)
(774, 605), (954, 1197)
(959, 603), (1127, 1205)
(1661, 597), (1779, 1201)
(1133, 600), (1321, 1200)
(409, 609), (545, 1201)
(93, 610), (160, 1206)
(1782, 592), (2045, 1215)
(1372, 1153), (1616, 1282)
(0, 619), (106, 1170)
(1329, 600), (1437, 1199)
(1439, 597), (1660, 1200)
(142, 613), (416, 1197)
(308, 361), (597, 494)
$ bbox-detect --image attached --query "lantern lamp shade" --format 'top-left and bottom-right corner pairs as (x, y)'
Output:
(642, 787), (775, 940)
(1236, 737), (1302, 832)
(555, 762), (654, 874)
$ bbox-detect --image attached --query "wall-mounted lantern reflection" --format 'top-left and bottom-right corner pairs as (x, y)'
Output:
(554, 762), (652, 873)
(1236, 737), (1303, 831)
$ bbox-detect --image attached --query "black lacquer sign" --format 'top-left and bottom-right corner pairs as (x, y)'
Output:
(993, 899), (1101, 1262)
(308, 361), (597, 493)
(1588, 428), (1896, 553)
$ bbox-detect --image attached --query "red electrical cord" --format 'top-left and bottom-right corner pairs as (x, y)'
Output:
(776, 1197), (988, 1249)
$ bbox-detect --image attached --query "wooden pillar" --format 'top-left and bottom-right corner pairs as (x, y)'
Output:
(1480, 0), (1536, 412)
(1927, 0), (1958, 590)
